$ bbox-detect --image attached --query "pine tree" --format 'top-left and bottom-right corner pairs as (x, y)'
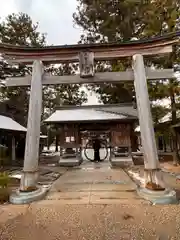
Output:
(0, 13), (46, 126)
(0, 13), (88, 126)
(73, 0), (180, 163)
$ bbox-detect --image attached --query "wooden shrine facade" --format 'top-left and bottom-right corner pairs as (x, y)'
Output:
(57, 122), (135, 151)
(45, 104), (138, 159)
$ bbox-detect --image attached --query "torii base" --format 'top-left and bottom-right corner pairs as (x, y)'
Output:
(137, 187), (177, 205)
(9, 186), (50, 204)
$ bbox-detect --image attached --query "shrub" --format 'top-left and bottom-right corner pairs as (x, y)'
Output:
(0, 172), (10, 203)
(0, 188), (9, 203)
(0, 144), (9, 166)
(0, 172), (10, 188)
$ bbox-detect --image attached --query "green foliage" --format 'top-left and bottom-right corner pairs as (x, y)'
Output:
(151, 105), (170, 125)
(0, 144), (8, 158)
(0, 172), (10, 188)
(0, 172), (10, 203)
(0, 13), (46, 126)
(0, 13), (87, 153)
(74, 0), (149, 42)
(43, 63), (87, 117)
(0, 13), (46, 46)
(0, 13), (87, 128)
(0, 144), (9, 166)
(74, 0), (180, 163)
(74, 0), (147, 104)
(74, 0), (180, 116)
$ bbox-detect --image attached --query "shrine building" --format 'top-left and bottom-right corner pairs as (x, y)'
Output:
(45, 103), (138, 166)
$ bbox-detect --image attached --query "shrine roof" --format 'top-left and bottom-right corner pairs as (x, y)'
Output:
(0, 115), (27, 132)
(45, 104), (138, 123)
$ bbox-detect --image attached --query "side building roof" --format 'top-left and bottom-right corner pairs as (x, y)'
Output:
(0, 115), (48, 139)
(0, 115), (27, 132)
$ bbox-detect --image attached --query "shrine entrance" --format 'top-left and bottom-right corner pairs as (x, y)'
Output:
(81, 130), (110, 162)
(1, 31), (179, 204)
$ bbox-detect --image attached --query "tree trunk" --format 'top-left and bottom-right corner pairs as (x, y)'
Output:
(170, 90), (180, 165)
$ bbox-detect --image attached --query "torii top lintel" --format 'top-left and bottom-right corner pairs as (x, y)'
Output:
(0, 31), (179, 64)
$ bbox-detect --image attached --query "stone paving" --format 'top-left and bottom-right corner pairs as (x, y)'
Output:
(46, 161), (141, 204)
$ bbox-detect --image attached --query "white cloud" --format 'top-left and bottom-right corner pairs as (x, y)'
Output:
(14, 0), (33, 13)
(0, 0), (83, 45)
(0, 0), (17, 19)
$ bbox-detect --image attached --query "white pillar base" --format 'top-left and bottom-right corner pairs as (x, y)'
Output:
(9, 186), (50, 204)
(144, 169), (165, 190)
(137, 169), (177, 204)
(137, 188), (177, 205)
(20, 171), (39, 192)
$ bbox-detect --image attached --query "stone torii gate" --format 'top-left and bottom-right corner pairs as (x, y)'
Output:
(1, 32), (179, 204)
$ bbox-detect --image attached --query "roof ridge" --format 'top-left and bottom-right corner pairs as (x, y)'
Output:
(97, 108), (137, 119)
(55, 103), (133, 110)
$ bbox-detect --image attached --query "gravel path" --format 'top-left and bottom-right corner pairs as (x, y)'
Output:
(0, 203), (180, 240)
(1, 161), (180, 239)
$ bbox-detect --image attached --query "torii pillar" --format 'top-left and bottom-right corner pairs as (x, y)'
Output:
(10, 60), (49, 204)
(132, 54), (176, 204)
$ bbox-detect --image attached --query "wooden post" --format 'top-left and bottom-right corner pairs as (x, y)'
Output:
(132, 54), (165, 190)
(12, 136), (16, 163)
(20, 60), (43, 191)
(47, 126), (50, 150)
(55, 132), (59, 152)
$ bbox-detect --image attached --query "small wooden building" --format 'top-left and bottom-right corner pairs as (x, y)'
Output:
(0, 115), (47, 166)
(45, 103), (138, 166)
(0, 114), (27, 165)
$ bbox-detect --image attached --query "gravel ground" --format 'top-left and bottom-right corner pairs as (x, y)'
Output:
(0, 203), (180, 240)
(1, 159), (180, 239)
